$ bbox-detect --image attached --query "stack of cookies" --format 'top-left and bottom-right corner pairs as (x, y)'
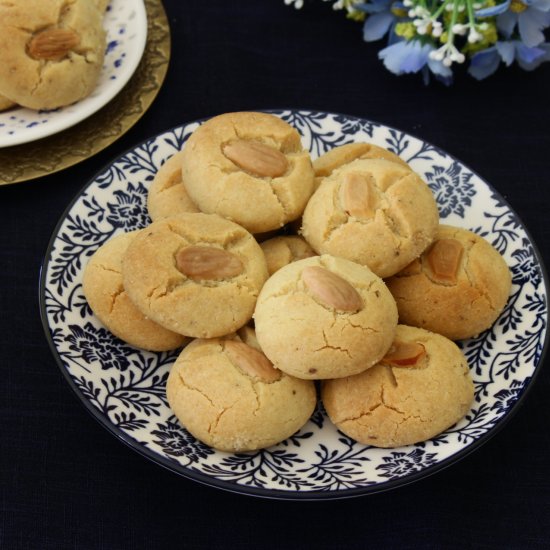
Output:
(0, 0), (107, 112)
(83, 111), (512, 452)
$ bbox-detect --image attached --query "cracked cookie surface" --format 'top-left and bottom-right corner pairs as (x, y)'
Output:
(322, 324), (474, 447)
(385, 224), (512, 340)
(253, 254), (398, 380)
(0, 0), (105, 109)
(166, 334), (317, 452)
(122, 213), (269, 338)
(312, 142), (409, 192)
(301, 158), (439, 278)
(82, 231), (188, 351)
(180, 111), (315, 233)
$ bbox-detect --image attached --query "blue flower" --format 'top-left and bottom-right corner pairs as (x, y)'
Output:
(478, 0), (550, 47)
(501, 0), (550, 47)
(378, 39), (453, 83)
(356, 0), (406, 41)
(468, 39), (550, 78)
(378, 39), (432, 73)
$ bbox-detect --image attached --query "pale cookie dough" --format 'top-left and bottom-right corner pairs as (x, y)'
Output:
(313, 142), (409, 191)
(254, 255), (398, 380)
(0, 94), (16, 112)
(301, 158), (439, 278)
(82, 231), (188, 351)
(260, 235), (316, 275)
(0, 0), (105, 110)
(147, 151), (201, 222)
(322, 325), (474, 448)
(122, 213), (269, 338)
(166, 335), (317, 452)
(181, 111), (315, 233)
(385, 224), (512, 340)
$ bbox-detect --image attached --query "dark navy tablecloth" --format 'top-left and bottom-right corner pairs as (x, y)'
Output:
(2, 1), (549, 548)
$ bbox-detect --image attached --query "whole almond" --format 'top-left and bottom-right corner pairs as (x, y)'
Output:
(176, 246), (244, 280)
(224, 340), (282, 382)
(427, 238), (463, 284)
(28, 28), (80, 61)
(340, 172), (380, 219)
(222, 140), (288, 178)
(382, 341), (426, 367)
(301, 266), (363, 312)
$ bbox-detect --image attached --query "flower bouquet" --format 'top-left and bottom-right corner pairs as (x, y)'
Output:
(285, 0), (550, 83)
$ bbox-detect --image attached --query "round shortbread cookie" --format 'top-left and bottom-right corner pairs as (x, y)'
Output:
(0, 0), (105, 110)
(254, 255), (398, 380)
(313, 142), (410, 191)
(181, 111), (315, 233)
(166, 335), (317, 452)
(147, 151), (200, 222)
(82, 231), (188, 351)
(122, 213), (269, 339)
(385, 224), (512, 340)
(301, 158), (439, 278)
(260, 235), (316, 275)
(322, 324), (474, 448)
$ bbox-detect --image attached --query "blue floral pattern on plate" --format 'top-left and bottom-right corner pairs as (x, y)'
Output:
(40, 110), (548, 500)
(0, 0), (147, 148)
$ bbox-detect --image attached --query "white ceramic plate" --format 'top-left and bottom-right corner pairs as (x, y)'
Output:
(0, 0), (147, 148)
(40, 110), (549, 500)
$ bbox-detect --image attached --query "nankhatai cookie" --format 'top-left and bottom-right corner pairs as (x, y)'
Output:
(301, 158), (439, 278)
(82, 231), (188, 351)
(260, 235), (316, 275)
(166, 335), (317, 452)
(254, 255), (398, 380)
(122, 213), (269, 338)
(313, 142), (409, 191)
(147, 151), (201, 222)
(322, 325), (474, 447)
(181, 111), (315, 233)
(0, 0), (105, 110)
(385, 224), (512, 340)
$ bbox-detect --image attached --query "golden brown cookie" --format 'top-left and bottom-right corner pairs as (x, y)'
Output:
(122, 213), (269, 339)
(301, 158), (439, 278)
(254, 255), (398, 380)
(82, 231), (188, 351)
(166, 335), (317, 452)
(0, 94), (16, 112)
(322, 325), (474, 447)
(260, 235), (316, 275)
(385, 224), (512, 340)
(0, 0), (105, 110)
(313, 142), (409, 191)
(181, 112), (315, 233)
(147, 151), (201, 222)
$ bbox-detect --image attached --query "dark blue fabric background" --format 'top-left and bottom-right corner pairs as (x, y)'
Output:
(1, 1), (549, 548)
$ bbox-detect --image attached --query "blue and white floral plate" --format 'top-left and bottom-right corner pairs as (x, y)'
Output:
(40, 110), (548, 500)
(0, 0), (147, 148)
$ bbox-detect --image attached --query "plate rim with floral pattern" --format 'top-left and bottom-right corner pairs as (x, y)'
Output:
(39, 109), (549, 500)
(0, 0), (147, 148)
